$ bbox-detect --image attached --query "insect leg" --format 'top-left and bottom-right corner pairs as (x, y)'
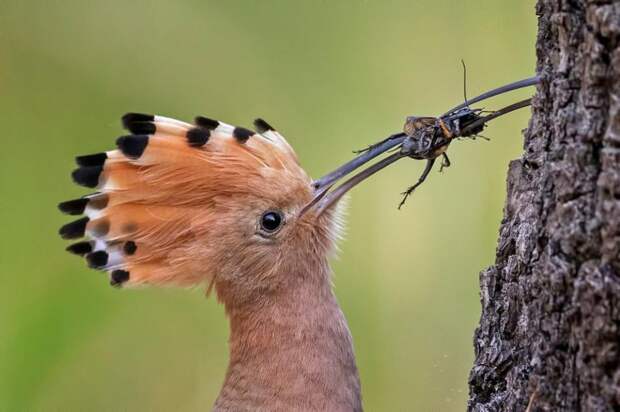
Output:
(439, 153), (451, 172)
(398, 158), (436, 209)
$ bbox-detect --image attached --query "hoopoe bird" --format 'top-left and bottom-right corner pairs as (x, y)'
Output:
(59, 114), (362, 411)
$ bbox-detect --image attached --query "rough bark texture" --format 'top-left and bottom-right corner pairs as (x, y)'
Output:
(468, 1), (620, 411)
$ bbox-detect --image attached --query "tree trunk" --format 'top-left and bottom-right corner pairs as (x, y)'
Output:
(468, 1), (620, 411)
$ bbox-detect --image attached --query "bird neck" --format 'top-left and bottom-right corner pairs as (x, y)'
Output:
(214, 262), (362, 412)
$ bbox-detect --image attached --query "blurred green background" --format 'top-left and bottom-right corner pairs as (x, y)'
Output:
(0, 1), (536, 410)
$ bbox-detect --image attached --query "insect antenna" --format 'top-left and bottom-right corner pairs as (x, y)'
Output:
(443, 76), (539, 117)
(461, 59), (470, 108)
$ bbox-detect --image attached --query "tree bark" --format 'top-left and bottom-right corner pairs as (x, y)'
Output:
(468, 1), (620, 411)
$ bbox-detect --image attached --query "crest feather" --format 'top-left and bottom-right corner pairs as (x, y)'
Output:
(59, 113), (309, 288)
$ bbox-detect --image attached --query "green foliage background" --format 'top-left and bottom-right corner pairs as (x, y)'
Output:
(0, 1), (536, 410)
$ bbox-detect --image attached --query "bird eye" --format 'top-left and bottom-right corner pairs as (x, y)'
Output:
(259, 210), (283, 234)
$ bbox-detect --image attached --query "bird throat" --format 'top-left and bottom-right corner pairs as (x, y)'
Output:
(214, 265), (362, 411)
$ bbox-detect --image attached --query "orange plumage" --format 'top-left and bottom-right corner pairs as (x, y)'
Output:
(59, 114), (319, 289)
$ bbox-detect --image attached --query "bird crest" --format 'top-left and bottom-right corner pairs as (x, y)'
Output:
(59, 114), (315, 290)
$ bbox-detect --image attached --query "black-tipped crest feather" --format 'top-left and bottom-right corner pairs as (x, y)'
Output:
(122, 113), (154, 129)
(111, 270), (130, 287)
(232, 127), (253, 143)
(253, 118), (275, 133)
(126, 121), (156, 135)
(76, 153), (107, 167)
(186, 127), (210, 147)
(66, 241), (93, 256)
(59, 217), (89, 239)
(72, 166), (103, 188)
(58, 198), (89, 215)
(194, 116), (219, 130)
(86, 251), (108, 268)
(116, 135), (149, 159)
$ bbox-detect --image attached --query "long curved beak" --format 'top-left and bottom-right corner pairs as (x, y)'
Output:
(302, 151), (406, 216)
(301, 75), (541, 217)
(298, 132), (408, 217)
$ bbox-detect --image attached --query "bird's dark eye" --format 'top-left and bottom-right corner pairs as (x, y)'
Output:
(260, 211), (283, 234)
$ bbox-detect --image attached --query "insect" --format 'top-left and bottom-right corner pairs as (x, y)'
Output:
(306, 76), (539, 212)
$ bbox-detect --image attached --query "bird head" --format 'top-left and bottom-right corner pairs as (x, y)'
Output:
(59, 114), (345, 307)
